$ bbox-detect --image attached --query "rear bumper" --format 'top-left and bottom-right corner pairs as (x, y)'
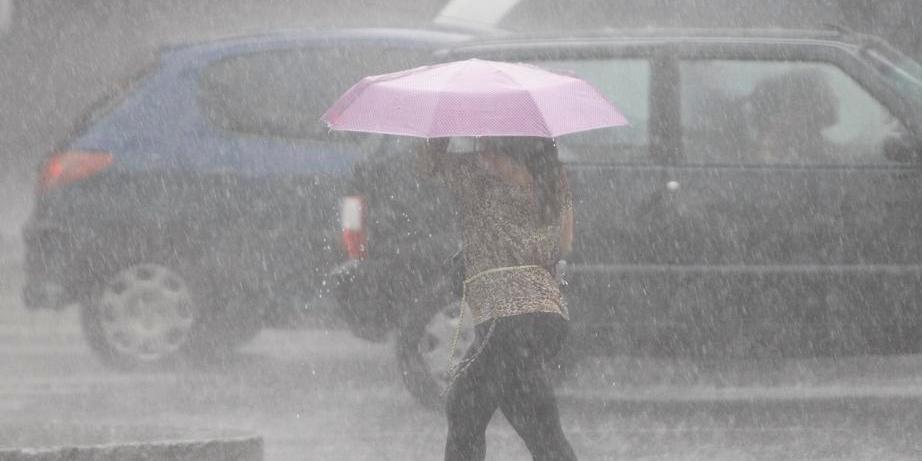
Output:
(21, 170), (350, 315)
(21, 219), (79, 310)
(21, 212), (341, 314)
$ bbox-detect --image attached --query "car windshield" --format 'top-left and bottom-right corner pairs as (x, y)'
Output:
(7, 2), (922, 461)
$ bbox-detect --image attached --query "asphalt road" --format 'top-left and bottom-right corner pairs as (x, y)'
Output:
(4, 248), (922, 460)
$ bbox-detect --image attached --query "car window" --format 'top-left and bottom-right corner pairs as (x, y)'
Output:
(199, 46), (431, 141)
(680, 60), (908, 166)
(534, 59), (650, 164)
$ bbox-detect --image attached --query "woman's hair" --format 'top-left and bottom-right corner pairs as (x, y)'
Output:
(483, 137), (562, 225)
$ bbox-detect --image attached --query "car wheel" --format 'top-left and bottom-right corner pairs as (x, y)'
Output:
(81, 263), (205, 369)
(395, 299), (475, 410)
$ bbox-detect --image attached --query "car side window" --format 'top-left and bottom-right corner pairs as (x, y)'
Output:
(199, 46), (430, 142)
(536, 59), (650, 164)
(680, 60), (908, 166)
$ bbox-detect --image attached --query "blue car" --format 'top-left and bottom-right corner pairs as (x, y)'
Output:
(21, 28), (471, 369)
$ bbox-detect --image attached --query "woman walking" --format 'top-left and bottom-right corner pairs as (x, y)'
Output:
(323, 57), (625, 460)
(419, 136), (578, 461)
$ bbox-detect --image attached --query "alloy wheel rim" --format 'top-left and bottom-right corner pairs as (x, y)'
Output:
(97, 264), (197, 362)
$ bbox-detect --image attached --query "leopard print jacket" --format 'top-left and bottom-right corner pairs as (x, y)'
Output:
(428, 154), (572, 324)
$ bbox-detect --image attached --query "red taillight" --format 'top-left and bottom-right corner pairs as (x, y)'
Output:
(341, 195), (367, 260)
(39, 151), (113, 193)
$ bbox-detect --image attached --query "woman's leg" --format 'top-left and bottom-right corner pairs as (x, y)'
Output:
(498, 314), (577, 461)
(444, 323), (502, 461)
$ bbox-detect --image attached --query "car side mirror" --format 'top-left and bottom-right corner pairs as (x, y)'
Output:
(884, 133), (922, 163)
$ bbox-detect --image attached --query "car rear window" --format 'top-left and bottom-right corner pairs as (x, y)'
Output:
(60, 55), (162, 152)
(199, 46), (431, 141)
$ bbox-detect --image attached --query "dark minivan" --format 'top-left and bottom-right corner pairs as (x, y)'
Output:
(334, 28), (922, 407)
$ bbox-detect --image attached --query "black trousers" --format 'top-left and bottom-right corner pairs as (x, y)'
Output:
(444, 312), (577, 461)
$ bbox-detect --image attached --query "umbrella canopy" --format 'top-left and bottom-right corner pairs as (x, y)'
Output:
(321, 58), (627, 138)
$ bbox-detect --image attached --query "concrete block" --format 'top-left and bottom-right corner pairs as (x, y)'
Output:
(0, 424), (262, 461)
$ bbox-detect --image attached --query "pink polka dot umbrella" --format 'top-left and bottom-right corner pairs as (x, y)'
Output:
(321, 58), (627, 138)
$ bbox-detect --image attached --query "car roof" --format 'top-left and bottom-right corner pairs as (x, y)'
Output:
(442, 27), (869, 56)
(161, 27), (479, 64)
(159, 26), (876, 66)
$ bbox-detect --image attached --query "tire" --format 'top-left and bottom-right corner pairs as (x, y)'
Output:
(80, 262), (263, 370)
(81, 263), (202, 369)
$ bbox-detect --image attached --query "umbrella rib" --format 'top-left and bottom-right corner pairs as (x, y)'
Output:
(520, 87), (553, 138)
(492, 64), (555, 138)
(424, 63), (466, 138)
(321, 77), (372, 126)
(491, 61), (628, 136)
(322, 62), (450, 129)
(425, 60), (549, 138)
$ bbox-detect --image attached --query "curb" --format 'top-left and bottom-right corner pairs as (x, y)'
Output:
(0, 424), (263, 461)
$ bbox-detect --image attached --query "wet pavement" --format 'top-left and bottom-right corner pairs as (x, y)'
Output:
(4, 257), (922, 460)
